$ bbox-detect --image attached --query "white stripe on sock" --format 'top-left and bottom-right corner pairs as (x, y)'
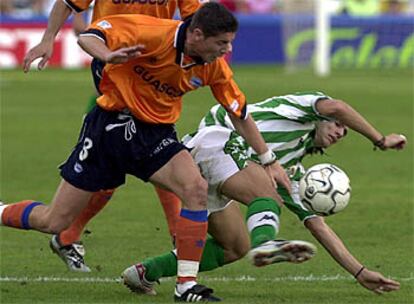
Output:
(247, 211), (279, 233)
(177, 260), (199, 278)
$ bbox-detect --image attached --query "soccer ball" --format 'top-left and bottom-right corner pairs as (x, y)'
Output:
(299, 163), (351, 216)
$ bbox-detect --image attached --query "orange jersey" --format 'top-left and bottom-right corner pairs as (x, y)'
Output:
(63, 0), (204, 21)
(81, 15), (246, 124)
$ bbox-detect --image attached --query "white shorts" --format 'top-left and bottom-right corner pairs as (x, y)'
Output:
(182, 126), (316, 219)
(183, 126), (243, 214)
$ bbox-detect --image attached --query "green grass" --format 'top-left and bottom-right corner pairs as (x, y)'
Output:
(0, 66), (413, 303)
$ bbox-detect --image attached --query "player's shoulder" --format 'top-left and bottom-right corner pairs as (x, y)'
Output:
(98, 14), (179, 26)
(132, 14), (179, 25)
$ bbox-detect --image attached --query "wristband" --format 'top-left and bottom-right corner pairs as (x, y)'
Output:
(354, 266), (365, 279)
(373, 136), (386, 151)
(258, 150), (277, 166)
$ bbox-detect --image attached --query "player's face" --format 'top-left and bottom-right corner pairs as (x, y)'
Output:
(314, 121), (347, 148)
(190, 30), (235, 63)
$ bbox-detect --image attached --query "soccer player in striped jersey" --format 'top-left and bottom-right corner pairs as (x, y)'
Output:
(2, 3), (292, 302)
(22, 0), (207, 273)
(122, 91), (404, 297)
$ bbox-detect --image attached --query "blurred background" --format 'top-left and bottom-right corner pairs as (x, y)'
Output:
(0, 0), (413, 73)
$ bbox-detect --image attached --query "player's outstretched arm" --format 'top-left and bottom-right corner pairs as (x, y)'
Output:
(78, 35), (144, 64)
(304, 216), (400, 293)
(23, 0), (72, 73)
(315, 98), (407, 150)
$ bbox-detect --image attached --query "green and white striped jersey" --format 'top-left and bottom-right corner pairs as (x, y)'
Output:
(193, 91), (332, 179)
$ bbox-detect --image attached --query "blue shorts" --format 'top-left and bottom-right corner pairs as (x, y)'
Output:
(60, 106), (186, 192)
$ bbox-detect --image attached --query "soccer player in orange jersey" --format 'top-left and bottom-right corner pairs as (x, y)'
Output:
(22, 0), (207, 273)
(3, 3), (291, 301)
(23, 0), (204, 72)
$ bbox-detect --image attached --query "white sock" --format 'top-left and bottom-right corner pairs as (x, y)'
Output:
(176, 280), (197, 295)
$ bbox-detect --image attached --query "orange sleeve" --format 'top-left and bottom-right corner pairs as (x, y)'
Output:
(83, 15), (161, 51)
(62, 0), (93, 13)
(178, 0), (203, 19)
(208, 58), (247, 119)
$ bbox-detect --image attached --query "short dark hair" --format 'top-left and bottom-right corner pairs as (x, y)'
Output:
(189, 2), (238, 38)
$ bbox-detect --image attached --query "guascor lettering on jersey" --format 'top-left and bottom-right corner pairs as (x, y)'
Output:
(112, 0), (169, 4)
(134, 65), (184, 97)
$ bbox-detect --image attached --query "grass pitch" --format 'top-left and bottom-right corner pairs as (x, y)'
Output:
(0, 66), (413, 303)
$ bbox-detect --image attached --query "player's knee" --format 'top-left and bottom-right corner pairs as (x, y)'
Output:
(180, 177), (208, 209)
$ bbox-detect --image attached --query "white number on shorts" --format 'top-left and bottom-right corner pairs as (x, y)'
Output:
(79, 137), (93, 161)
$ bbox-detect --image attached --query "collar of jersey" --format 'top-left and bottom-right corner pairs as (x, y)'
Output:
(174, 18), (205, 69)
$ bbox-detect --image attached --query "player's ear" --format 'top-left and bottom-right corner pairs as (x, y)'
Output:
(192, 28), (205, 41)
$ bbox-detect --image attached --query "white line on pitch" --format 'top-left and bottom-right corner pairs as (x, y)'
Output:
(0, 274), (412, 283)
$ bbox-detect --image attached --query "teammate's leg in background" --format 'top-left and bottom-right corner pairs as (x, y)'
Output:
(50, 189), (115, 272)
(154, 186), (181, 243)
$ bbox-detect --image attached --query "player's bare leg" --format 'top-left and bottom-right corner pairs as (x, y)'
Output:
(1, 180), (92, 233)
(207, 203), (250, 263)
(220, 162), (316, 266)
(49, 188), (115, 272)
(149, 150), (220, 301)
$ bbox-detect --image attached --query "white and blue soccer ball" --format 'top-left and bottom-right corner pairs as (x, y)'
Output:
(299, 163), (351, 216)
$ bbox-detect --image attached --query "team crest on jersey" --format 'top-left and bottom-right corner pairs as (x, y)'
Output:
(229, 99), (240, 112)
(97, 20), (112, 30)
(190, 77), (203, 88)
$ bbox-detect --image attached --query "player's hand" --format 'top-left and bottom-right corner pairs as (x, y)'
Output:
(265, 161), (292, 194)
(357, 268), (400, 294)
(23, 41), (54, 73)
(382, 133), (407, 150)
(105, 45), (145, 64)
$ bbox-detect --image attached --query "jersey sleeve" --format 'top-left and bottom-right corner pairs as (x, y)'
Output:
(208, 58), (247, 120)
(80, 15), (149, 51)
(178, 0), (203, 19)
(62, 0), (93, 13)
(270, 91), (332, 124)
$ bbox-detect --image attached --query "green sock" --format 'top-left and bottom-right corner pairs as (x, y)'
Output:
(246, 197), (281, 248)
(143, 237), (225, 281)
(85, 95), (97, 113)
(143, 251), (177, 282)
(199, 237), (225, 271)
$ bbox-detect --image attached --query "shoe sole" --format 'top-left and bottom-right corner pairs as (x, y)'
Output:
(250, 240), (317, 267)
